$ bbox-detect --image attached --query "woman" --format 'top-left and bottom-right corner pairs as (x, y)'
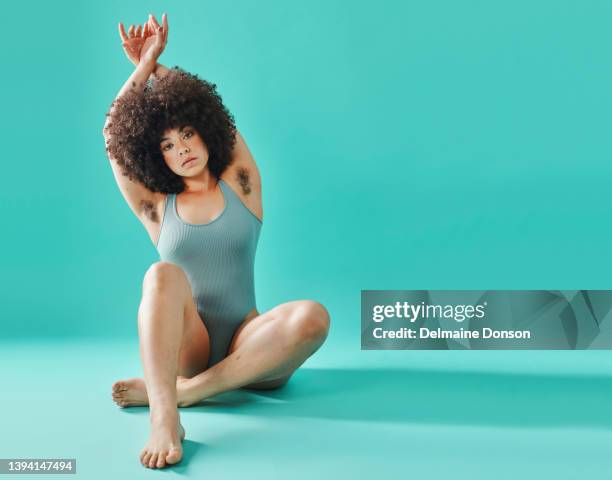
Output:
(102, 13), (331, 469)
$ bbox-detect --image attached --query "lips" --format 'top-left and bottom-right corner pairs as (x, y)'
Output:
(182, 157), (197, 167)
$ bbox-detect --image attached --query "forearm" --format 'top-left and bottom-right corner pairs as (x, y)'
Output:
(152, 62), (171, 80)
(117, 61), (157, 101)
(103, 61), (156, 133)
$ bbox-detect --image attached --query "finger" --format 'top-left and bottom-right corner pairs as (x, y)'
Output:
(161, 13), (168, 44)
(162, 12), (168, 36)
(128, 24), (134, 37)
(150, 13), (160, 30)
(135, 24), (142, 37)
(118, 22), (128, 42)
(150, 17), (158, 37)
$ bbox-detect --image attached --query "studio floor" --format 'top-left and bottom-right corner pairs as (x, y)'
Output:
(1, 338), (611, 479)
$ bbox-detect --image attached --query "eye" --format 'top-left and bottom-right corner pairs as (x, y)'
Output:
(162, 143), (173, 151)
(184, 131), (193, 139)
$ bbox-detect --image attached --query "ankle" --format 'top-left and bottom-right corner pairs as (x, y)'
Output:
(150, 405), (179, 424)
(177, 383), (198, 407)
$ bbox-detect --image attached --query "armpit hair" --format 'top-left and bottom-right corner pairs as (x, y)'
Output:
(236, 167), (252, 195)
(140, 199), (160, 223)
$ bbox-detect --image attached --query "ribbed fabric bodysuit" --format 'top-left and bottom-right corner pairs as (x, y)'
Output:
(155, 179), (262, 368)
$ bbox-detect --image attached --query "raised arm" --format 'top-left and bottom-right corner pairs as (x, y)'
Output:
(102, 14), (169, 224)
(102, 62), (163, 221)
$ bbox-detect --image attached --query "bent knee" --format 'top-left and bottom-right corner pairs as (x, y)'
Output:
(290, 301), (330, 343)
(143, 261), (188, 292)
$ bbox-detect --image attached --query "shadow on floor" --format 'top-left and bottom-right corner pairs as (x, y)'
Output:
(123, 368), (612, 429)
(171, 439), (205, 475)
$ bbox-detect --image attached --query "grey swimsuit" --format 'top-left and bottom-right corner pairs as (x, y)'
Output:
(156, 179), (262, 368)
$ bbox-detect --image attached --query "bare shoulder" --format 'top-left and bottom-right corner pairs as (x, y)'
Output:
(221, 131), (263, 219)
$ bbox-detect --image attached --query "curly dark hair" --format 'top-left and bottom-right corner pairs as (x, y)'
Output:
(104, 66), (237, 193)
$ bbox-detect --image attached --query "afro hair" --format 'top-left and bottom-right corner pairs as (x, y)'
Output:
(104, 66), (237, 193)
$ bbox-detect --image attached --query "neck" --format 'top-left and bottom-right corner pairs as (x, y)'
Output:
(182, 167), (217, 194)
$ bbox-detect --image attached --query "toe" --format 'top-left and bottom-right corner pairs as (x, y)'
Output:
(166, 446), (182, 465)
(156, 453), (166, 468)
(141, 452), (152, 467)
(114, 381), (129, 393)
(148, 453), (159, 469)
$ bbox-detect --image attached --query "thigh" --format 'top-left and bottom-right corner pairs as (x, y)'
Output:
(228, 302), (299, 352)
(177, 295), (211, 378)
(227, 300), (321, 389)
(141, 262), (211, 379)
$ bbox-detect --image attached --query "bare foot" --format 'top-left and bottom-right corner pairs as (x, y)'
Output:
(112, 378), (148, 407)
(140, 409), (185, 469)
(112, 377), (191, 407)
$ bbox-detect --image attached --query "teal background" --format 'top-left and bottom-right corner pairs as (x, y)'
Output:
(2, 1), (612, 479)
(3, 0), (612, 339)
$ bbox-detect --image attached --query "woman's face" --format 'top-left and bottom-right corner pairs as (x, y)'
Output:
(160, 125), (209, 176)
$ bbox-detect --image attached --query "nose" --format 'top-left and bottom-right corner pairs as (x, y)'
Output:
(179, 144), (190, 157)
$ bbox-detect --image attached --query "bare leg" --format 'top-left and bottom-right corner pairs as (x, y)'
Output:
(112, 300), (330, 408)
(179, 300), (330, 406)
(112, 295), (208, 409)
(133, 262), (209, 469)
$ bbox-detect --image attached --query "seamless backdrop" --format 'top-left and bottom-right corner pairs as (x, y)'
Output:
(1, 0), (611, 344)
(2, 2), (612, 479)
